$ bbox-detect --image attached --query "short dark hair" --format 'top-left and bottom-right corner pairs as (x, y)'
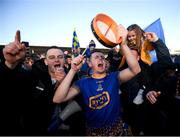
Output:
(89, 49), (104, 58)
(45, 46), (64, 56)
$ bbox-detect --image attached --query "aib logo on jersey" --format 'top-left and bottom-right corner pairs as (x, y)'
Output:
(89, 91), (110, 109)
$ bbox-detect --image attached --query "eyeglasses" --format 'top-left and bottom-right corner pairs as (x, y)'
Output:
(47, 55), (64, 60)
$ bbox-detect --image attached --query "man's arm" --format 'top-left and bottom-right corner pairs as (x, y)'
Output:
(118, 44), (141, 83)
(116, 24), (141, 83)
(145, 32), (173, 66)
(153, 39), (173, 66)
(53, 55), (84, 103)
(53, 69), (80, 103)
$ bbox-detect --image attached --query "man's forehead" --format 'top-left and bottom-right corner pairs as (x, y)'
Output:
(47, 48), (64, 55)
(92, 52), (104, 56)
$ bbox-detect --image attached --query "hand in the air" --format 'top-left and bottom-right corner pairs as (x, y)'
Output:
(3, 30), (26, 68)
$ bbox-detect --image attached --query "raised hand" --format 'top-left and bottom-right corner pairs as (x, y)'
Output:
(144, 32), (159, 42)
(3, 30), (26, 69)
(116, 24), (128, 45)
(71, 55), (84, 72)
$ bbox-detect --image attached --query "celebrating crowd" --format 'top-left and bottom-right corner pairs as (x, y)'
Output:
(0, 24), (179, 136)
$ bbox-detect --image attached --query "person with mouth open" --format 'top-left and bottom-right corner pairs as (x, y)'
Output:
(26, 46), (67, 135)
(53, 25), (141, 136)
(0, 31), (66, 135)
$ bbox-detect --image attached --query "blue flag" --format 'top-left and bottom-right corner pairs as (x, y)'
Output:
(144, 18), (165, 62)
(72, 29), (80, 49)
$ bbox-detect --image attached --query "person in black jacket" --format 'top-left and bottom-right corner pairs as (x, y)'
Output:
(0, 30), (33, 135)
(0, 31), (66, 135)
(30, 46), (85, 136)
(28, 46), (67, 135)
(0, 30), (84, 136)
(145, 56), (180, 135)
(119, 24), (173, 136)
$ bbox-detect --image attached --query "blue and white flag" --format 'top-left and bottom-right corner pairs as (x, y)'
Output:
(72, 29), (80, 49)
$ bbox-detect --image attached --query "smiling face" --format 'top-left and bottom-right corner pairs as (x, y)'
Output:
(89, 51), (106, 75)
(45, 48), (65, 73)
(127, 30), (137, 46)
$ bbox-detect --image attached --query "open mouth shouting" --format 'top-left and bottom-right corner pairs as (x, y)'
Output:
(97, 62), (105, 71)
(54, 64), (63, 72)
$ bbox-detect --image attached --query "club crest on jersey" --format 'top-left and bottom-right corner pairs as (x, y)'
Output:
(89, 91), (110, 109)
